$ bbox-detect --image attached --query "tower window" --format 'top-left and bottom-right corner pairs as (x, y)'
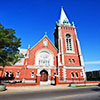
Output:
(65, 34), (74, 53)
(72, 59), (75, 63)
(71, 72), (74, 78)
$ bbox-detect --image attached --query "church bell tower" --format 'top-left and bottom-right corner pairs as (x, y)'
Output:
(54, 7), (86, 82)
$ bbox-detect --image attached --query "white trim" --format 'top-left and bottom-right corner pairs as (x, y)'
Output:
(82, 67), (86, 81)
(27, 65), (56, 69)
(75, 29), (84, 66)
(65, 66), (83, 69)
(48, 69), (51, 75)
(66, 51), (75, 53)
(63, 54), (78, 56)
(80, 55), (84, 66)
(58, 27), (63, 65)
(75, 29), (86, 80)
(60, 27), (64, 65)
(2, 67), (25, 69)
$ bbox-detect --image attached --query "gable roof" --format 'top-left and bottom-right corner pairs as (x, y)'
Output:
(30, 35), (58, 51)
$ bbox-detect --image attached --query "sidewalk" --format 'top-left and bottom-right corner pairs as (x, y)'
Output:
(0, 85), (71, 93)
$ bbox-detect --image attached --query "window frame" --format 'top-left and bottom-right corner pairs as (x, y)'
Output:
(72, 59), (75, 63)
(9, 72), (13, 77)
(68, 59), (71, 63)
(71, 72), (74, 78)
(5, 71), (9, 77)
(65, 33), (75, 53)
(75, 72), (78, 78)
(31, 72), (34, 78)
(16, 72), (20, 78)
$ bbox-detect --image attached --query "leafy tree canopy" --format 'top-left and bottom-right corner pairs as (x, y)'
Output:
(0, 24), (23, 66)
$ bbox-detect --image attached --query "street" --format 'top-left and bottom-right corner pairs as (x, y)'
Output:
(0, 86), (100, 100)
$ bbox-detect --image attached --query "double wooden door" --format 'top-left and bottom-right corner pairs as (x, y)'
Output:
(40, 72), (48, 81)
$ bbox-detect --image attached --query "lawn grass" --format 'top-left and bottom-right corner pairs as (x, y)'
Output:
(76, 84), (98, 87)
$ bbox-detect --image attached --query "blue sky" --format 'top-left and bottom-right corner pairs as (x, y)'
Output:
(0, 0), (100, 72)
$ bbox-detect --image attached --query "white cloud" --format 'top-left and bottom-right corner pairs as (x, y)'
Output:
(85, 61), (100, 65)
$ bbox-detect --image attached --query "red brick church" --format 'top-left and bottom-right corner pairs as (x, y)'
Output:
(0, 8), (86, 85)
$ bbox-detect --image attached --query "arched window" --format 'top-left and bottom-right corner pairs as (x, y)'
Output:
(53, 72), (56, 76)
(72, 59), (75, 63)
(9, 72), (13, 78)
(5, 72), (9, 77)
(65, 34), (74, 53)
(38, 51), (50, 66)
(16, 72), (20, 78)
(31, 72), (34, 78)
(76, 72), (78, 78)
(35, 49), (54, 66)
(71, 72), (74, 78)
(68, 59), (71, 63)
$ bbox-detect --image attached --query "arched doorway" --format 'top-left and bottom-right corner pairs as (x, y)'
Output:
(40, 70), (48, 81)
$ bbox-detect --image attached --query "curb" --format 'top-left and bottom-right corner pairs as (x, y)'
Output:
(0, 85), (71, 93)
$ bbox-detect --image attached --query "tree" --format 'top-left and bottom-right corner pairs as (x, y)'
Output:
(0, 24), (22, 78)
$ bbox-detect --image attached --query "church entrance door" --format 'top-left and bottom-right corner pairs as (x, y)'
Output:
(40, 70), (48, 81)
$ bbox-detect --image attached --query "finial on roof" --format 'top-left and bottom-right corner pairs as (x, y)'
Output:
(45, 32), (47, 35)
(72, 21), (75, 27)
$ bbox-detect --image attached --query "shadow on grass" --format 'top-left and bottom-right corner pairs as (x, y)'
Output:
(0, 88), (7, 92)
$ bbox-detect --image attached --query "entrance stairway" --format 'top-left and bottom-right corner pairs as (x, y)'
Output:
(40, 81), (51, 85)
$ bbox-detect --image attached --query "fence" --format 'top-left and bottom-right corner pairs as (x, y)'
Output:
(0, 77), (37, 84)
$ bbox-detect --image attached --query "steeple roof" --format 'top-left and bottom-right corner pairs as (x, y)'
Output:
(60, 7), (70, 25)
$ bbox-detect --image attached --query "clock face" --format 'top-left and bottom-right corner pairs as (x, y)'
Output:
(43, 39), (48, 47)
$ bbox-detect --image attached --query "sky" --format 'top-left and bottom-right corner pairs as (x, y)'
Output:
(0, 0), (100, 72)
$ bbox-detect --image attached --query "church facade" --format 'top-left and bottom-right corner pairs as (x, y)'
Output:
(0, 8), (86, 85)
